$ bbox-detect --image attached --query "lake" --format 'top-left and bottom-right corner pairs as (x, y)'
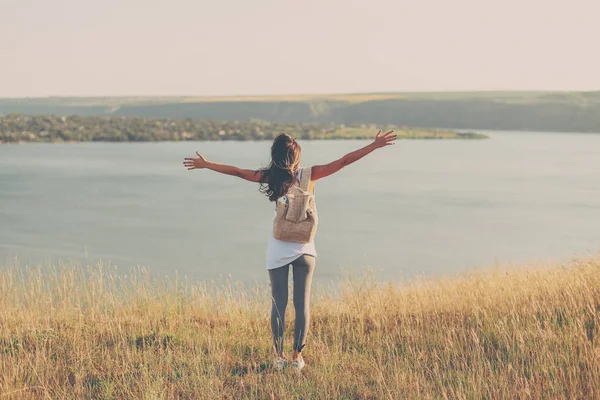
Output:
(1, 131), (599, 285)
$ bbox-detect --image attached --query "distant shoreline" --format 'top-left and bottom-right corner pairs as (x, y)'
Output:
(2, 91), (600, 133)
(0, 114), (488, 143)
(0, 135), (487, 145)
(0, 134), (488, 144)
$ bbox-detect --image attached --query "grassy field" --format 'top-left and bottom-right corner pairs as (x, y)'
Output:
(0, 257), (599, 399)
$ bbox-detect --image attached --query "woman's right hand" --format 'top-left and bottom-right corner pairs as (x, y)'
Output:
(183, 151), (209, 170)
(372, 130), (397, 149)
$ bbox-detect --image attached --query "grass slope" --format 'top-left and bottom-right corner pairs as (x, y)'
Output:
(0, 257), (599, 399)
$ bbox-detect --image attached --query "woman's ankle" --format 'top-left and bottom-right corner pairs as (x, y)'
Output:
(292, 343), (305, 360)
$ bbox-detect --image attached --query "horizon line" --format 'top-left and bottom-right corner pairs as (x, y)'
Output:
(2, 89), (600, 100)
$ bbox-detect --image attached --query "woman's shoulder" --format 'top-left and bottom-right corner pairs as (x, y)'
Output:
(303, 166), (316, 182)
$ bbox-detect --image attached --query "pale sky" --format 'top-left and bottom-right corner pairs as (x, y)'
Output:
(1, 0), (599, 97)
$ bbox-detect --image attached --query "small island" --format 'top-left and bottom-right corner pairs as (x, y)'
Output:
(0, 114), (488, 143)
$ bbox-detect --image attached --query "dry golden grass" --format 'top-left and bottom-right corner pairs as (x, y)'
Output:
(0, 257), (599, 399)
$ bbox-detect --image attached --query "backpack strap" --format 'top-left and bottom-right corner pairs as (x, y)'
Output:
(299, 167), (311, 191)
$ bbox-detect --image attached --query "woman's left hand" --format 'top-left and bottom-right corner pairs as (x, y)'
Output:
(183, 151), (208, 170)
(373, 130), (397, 149)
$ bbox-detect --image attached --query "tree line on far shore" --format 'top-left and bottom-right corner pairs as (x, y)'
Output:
(0, 114), (486, 143)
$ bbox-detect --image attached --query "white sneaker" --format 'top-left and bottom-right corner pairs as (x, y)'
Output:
(273, 356), (288, 372)
(291, 358), (305, 372)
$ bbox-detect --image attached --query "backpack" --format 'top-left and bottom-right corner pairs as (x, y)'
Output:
(273, 167), (318, 243)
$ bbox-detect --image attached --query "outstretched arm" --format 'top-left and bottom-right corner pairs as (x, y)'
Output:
(183, 151), (262, 183)
(311, 130), (396, 180)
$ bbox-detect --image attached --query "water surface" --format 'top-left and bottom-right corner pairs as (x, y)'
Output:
(1, 131), (599, 284)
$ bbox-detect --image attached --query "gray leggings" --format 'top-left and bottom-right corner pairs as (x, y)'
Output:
(268, 254), (316, 354)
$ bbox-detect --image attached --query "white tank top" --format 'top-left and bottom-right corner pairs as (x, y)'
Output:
(265, 168), (317, 270)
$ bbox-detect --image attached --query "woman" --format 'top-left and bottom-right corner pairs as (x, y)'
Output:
(183, 129), (396, 371)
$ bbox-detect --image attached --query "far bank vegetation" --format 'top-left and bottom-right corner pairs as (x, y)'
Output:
(0, 114), (487, 143)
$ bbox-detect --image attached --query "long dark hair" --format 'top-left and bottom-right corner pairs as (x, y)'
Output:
(258, 132), (302, 202)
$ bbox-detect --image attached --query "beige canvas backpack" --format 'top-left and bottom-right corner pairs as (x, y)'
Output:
(273, 167), (318, 243)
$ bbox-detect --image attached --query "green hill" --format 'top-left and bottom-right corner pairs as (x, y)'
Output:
(2, 91), (600, 132)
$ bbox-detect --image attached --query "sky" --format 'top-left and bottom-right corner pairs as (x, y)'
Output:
(1, 0), (599, 97)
